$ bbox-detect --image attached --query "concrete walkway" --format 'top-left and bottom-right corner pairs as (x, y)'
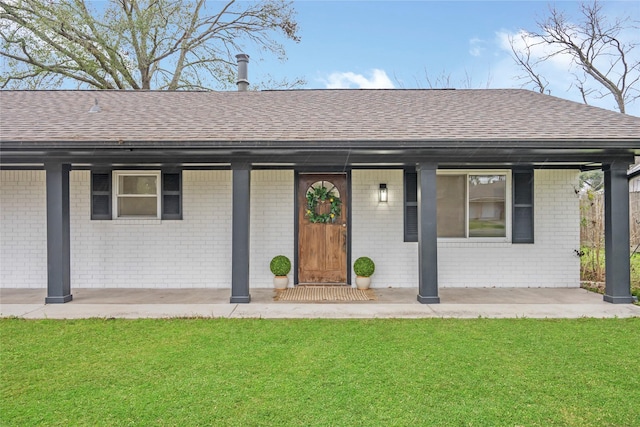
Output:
(1, 287), (638, 319)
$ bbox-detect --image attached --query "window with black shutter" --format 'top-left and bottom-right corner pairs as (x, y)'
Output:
(404, 168), (533, 242)
(90, 169), (182, 220)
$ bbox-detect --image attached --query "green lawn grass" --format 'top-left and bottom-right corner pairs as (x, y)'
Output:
(2, 318), (639, 426)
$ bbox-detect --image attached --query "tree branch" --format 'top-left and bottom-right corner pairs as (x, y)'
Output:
(0, 0), (301, 90)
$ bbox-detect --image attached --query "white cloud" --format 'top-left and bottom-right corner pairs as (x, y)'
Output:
(495, 30), (590, 88)
(497, 30), (573, 71)
(323, 69), (395, 89)
(469, 38), (486, 57)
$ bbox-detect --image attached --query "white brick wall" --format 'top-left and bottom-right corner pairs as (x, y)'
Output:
(0, 170), (47, 288)
(351, 170), (418, 287)
(1, 168), (580, 289)
(250, 170), (295, 287)
(352, 169), (581, 288)
(69, 170), (233, 288)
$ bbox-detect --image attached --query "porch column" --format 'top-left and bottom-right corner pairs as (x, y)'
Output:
(230, 163), (251, 303)
(417, 162), (440, 304)
(45, 161), (72, 303)
(603, 161), (633, 303)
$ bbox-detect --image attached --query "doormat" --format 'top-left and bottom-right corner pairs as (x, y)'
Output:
(274, 286), (376, 302)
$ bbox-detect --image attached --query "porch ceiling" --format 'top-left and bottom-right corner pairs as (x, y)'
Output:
(0, 146), (635, 167)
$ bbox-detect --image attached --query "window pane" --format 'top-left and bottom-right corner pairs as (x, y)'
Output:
(468, 175), (506, 237)
(437, 175), (466, 237)
(119, 176), (157, 195)
(118, 197), (157, 216)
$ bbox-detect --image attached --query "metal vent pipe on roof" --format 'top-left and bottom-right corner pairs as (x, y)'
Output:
(236, 53), (249, 92)
(88, 97), (100, 113)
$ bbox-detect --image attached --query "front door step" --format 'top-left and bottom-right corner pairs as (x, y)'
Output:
(274, 286), (376, 302)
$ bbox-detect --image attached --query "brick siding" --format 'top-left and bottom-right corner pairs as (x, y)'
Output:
(0, 170), (47, 287)
(250, 170), (295, 287)
(1, 169), (580, 289)
(352, 169), (580, 288)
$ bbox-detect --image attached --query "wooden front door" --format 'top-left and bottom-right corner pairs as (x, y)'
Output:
(298, 173), (348, 284)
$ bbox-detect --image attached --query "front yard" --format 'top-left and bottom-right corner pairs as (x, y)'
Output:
(2, 318), (639, 426)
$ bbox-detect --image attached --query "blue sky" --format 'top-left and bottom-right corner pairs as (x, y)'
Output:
(249, 1), (640, 115)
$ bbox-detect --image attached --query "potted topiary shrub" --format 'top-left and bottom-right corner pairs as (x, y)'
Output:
(353, 256), (375, 290)
(270, 255), (291, 289)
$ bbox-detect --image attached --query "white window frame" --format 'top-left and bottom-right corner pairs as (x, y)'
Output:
(112, 171), (161, 219)
(437, 170), (512, 242)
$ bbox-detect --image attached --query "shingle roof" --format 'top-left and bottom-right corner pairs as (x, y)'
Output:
(1, 89), (639, 146)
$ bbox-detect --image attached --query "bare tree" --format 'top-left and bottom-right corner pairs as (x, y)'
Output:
(508, 0), (639, 113)
(393, 67), (492, 89)
(0, 0), (302, 90)
(508, 32), (549, 94)
(419, 68), (453, 89)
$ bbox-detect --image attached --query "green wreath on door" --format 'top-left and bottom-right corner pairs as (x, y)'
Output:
(305, 185), (342, 223)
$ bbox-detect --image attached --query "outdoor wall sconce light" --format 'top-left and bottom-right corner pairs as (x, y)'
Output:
(379, 183), (388, 203)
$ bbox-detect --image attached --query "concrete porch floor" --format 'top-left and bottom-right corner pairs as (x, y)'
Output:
(1, 287), (639, 319)
(0, 286), (620, 305)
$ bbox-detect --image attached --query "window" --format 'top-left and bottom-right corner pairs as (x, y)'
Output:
(437, 172), (508, 239)
(113, 171), (160, 218)
(91, 170), (182, 220)
(405, 169), (532, 242)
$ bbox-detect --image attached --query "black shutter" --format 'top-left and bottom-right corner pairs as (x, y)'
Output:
(162, 171), (182, 220)
(512, 169), (534, 243)
(404, 169), (418, 242)
(91, 171), (112, 220)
